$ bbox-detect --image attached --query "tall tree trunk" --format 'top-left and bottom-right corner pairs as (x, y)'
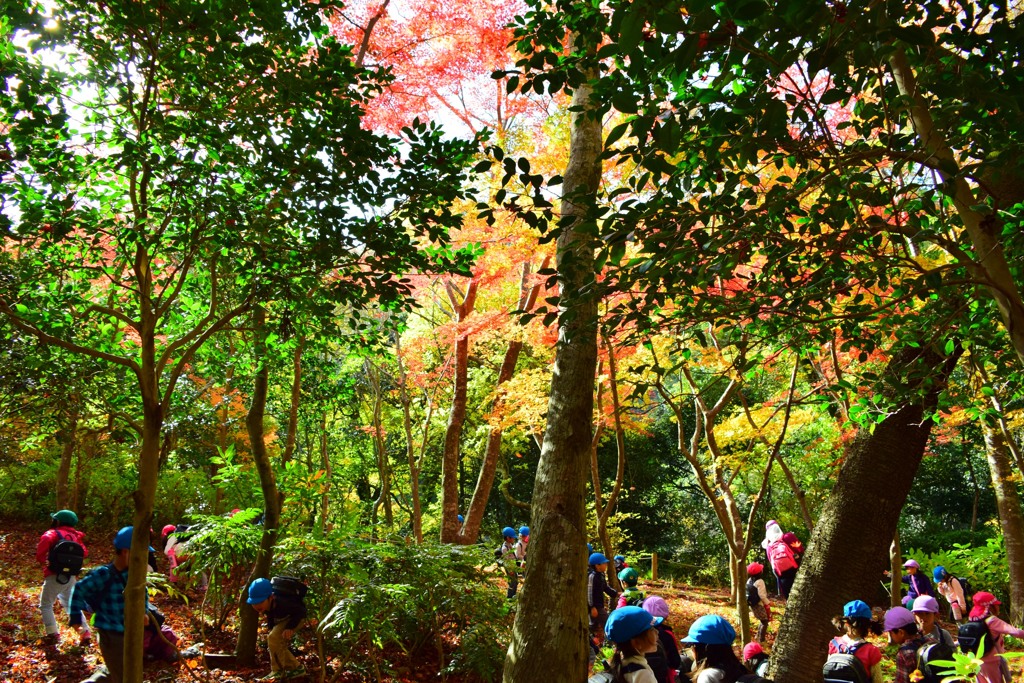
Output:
(982, 421), (1024, 624)
(458, 258), (549, 544)
(235, 306), (282, 667)
(55, 411), (79, 509)
(124, 335), (164, 683)
(367, 361), (393, 529)
(440, 280), (478, 542)
(965, 436), (980, 532)
(318, 412), (331, 536)
(770, 347), (959, 683)
(502, 54), (602, 683)
(395, 335), (425, 543)
(282, 336), (304, 464)
(890, 47), (1024, 367)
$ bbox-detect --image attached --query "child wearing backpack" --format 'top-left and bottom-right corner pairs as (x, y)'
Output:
(763, 523), (799, 599)
(912, 596), (955, 648)
(604, 606), (661, 683)
(643, 596), (681, 683)
(35, 509), (91, 645)
(884, 606), (933, 683)
(247, 577), (308, 680)
(746, 563), (772, 642)
(618, 568), (646, 609)
(933, 566), (968, 623)
(824, 600), (884, 683)
(681, 614), (749, 683)
(964, 591), (1024, 683)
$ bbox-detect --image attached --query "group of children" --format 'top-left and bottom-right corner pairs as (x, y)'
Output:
(496, 525), (529, 598)
(592, 551), (1024, 683)
(36, 509), (308, 681)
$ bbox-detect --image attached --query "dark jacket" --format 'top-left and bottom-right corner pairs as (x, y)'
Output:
(902, 572), (934, 600)
(587, 568), (617, 611)
(646, 623), (682, 683)
(268, 592), (307, 630)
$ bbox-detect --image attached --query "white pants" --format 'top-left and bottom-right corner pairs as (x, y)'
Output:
(39, 574), (90, 636)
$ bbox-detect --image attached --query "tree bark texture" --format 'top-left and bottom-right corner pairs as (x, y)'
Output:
(771, 347), (959, 683)
(440, 280), (478, 543)
(982, 421), (1024, 624)
(458, 258), (548, 544)
(502, 71), (602, 683)
(234, 307), (281, 667)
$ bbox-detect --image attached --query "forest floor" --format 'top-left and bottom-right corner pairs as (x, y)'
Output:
(0, 520), (1014, 683)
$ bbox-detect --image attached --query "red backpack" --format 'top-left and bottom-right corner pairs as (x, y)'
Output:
(768, 539), (798, 573)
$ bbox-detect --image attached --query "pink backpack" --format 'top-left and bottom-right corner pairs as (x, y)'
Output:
(768, 539), (798, 573)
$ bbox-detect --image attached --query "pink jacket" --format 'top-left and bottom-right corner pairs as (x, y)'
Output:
(36, 526), (88, 578)
(977, 616), (1024, 683)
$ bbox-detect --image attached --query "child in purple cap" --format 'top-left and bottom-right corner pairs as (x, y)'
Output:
(911, 596), (955, 648)
(828, 600), (883, 683)
(899, 559), (933, 606)
(884, 606), (932, 683)
(642, 596), (680, 683)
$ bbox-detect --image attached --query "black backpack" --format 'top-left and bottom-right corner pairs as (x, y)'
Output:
(271, 575), (308, 599)
(958, 620), (993, 655)
(47, 531), (85, 585)
(588, 662), (645, 683)
(915, 640), (955, 683)
(823, 639), (870, 683)
(746, 577), (761, 606)
(955, 577), (972, 606)
(738, 674), (772, 683)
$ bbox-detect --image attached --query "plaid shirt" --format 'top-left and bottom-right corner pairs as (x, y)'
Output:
(68, 563), (147, 632)
(896, 634), (933, 683)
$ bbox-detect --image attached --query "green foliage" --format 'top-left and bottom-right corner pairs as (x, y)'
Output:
(907, 532), (1010, 604)
(931, 636), (1024, 682)
(309, 537), (510, 682)
(176, 509), (262, 628)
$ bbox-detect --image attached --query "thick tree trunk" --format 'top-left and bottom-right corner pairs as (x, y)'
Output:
(770, 347), (959, 683)
(502, 62), (602, 683)
(458, 259), (548, 544)
(440, 280), (478, 542)
(55, 411), (79, 510)
(982, 422), (1024, 624)
(235, 306), (281, 667)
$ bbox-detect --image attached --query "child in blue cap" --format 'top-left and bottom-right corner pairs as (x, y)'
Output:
(605, 606), (661, 683)
(247, 578), (307, 679)
(827, 600), (884, 683)
(681, 615), (747, 683)
(588, 552), (619, 661)
(498, 527), (519, 598)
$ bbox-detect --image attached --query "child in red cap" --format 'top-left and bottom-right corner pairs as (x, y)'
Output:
(746, 562), (772, 642)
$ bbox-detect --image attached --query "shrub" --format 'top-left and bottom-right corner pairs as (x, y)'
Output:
(294, 535), (510, 682)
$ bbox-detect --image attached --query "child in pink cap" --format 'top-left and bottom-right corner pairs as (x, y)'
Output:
(967, 592), (1024, 683)
(742, 642), (770, 677)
